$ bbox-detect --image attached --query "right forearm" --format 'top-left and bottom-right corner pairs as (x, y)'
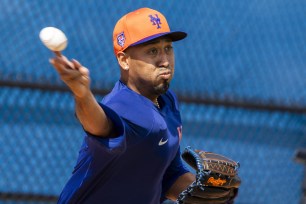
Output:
(49, 55), (112, 136)
(75, 92), (112, 137)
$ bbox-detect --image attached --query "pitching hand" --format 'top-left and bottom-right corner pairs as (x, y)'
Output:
(49, 55), (91, 99)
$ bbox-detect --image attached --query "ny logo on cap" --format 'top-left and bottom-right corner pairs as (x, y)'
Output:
(149, 14), (162, 29)
(117, 32), (125, 47)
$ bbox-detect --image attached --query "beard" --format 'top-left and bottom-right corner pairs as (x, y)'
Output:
(153, 81), (170, 95)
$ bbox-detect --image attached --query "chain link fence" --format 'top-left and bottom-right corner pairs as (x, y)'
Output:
(1, 0), (306, 203)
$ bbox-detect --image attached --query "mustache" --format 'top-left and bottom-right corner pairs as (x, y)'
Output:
(158, 65), (172, 71)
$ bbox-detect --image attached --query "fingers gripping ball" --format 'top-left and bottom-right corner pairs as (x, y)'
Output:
(177, 146), (241, 204)
(39, 27), (67, 51)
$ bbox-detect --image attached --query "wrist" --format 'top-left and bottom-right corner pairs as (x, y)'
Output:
(74, 90), (93, 102)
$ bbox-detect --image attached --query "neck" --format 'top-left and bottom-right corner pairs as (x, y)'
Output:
(120, 79), (160, 108)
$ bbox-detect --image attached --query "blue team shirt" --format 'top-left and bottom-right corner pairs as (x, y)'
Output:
(58, 81), (189, 204)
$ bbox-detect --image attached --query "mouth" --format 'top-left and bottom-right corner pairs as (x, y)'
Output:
(159, 71), (172, 80)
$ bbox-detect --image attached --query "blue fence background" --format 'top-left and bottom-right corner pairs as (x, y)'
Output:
(1, 1), (306, 204)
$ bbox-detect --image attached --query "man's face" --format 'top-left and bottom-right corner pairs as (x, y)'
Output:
(124, 37), (175, 97)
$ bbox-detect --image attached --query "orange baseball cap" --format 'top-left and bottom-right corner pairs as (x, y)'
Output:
(113, 7), (187, 55)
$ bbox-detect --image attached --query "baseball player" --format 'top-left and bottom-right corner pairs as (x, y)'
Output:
(50, 7), (195, 204)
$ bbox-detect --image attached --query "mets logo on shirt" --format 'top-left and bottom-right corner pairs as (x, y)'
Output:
(117, 32), (125, 47)
(177, 125), (182, 143)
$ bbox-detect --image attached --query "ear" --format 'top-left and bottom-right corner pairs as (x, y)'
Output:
(116, 52), (129, 71)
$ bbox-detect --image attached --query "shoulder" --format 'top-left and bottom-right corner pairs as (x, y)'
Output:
(104, 89), (152, 112)
(102, 86), (156, 129)
(162, 89), (180, 111)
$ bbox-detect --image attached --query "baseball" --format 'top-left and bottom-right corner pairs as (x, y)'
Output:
(39, 27), (67, 51)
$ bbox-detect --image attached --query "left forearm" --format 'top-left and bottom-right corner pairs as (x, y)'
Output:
(165, 172), (196, 201)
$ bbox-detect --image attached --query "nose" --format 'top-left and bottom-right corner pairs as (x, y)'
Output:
(158, 52), (170, 68)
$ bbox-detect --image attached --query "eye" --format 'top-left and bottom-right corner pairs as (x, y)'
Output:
(165, 45), (173, 54)
(147, 48), (158, 55)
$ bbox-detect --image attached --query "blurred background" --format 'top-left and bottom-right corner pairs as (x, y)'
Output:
(0, 0), (306, 203)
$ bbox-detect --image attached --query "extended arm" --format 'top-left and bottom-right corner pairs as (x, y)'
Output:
(49, 55), (113, 137)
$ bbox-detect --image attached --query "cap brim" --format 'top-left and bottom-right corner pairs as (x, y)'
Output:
(130, 31), (187, 47)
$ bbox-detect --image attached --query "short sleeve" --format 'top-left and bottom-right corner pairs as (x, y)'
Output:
(84, 102), (126, 152)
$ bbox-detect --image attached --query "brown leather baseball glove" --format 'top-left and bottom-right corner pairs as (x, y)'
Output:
(177, 146), (241, 204)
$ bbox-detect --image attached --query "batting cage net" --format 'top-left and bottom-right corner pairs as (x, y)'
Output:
(1, 1), (306, 204)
